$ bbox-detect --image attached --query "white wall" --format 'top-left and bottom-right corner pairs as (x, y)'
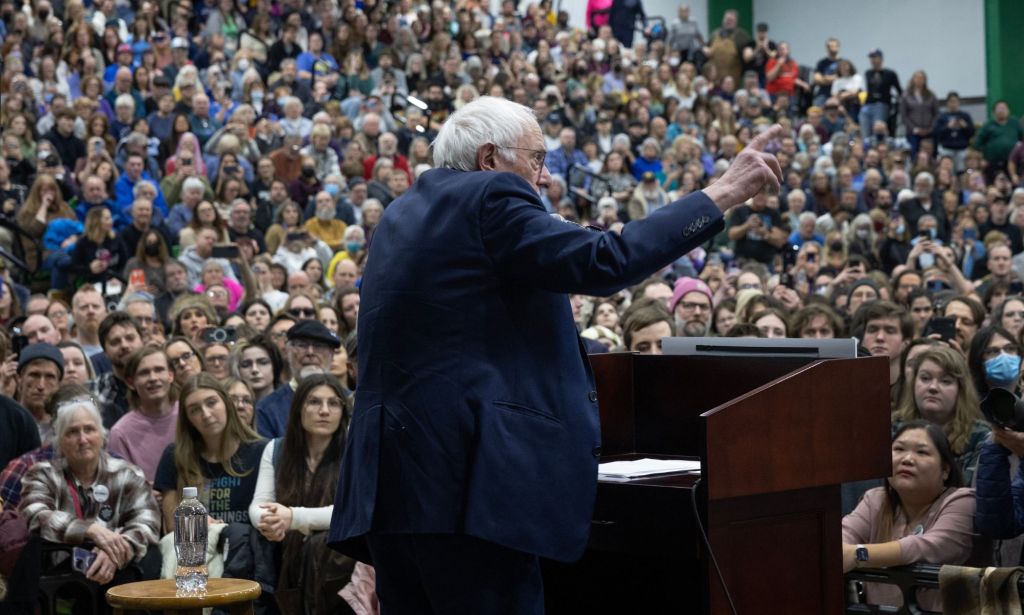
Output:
(753, 0), (985, 98)
(542, 0), (984, 98)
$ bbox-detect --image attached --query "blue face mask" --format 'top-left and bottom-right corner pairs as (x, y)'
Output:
(985, 353), (1022, 389)
(896, 224), (906, 235)
(325, 183), (340, 197)
(346, 241), (364, 254)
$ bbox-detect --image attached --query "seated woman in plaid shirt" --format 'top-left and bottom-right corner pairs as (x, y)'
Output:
(18, 397), (160, 587)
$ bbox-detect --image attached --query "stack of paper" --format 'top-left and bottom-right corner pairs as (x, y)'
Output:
(598, 458), (701, 481)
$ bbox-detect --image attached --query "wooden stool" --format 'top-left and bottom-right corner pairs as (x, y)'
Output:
(106, 578), (261, 615)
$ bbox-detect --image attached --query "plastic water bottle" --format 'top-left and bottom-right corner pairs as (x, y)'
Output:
(174, 487), (208, 595)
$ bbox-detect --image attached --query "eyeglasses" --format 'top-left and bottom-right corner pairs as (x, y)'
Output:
(304, 396), (343, 411)
(229, 395), (254, 407)
(502, 146), (547, 180)
(678, 301), (710, 312)
(983, 345), (1020, 360)
(288, 339), (331, 352)
(168, 351), (195, 366)
(206, 354), (228, 364)
(289, 308), (316, 317)
(270, 330), (290, 340)
(738, 283), (761, 290)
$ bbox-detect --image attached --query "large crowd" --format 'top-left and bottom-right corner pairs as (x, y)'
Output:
(1, 0), (1024, 611)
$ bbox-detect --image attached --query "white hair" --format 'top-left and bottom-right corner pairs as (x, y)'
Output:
(798, 211), (816, 225)
(115, 94), (135, 109)
(431, 96), (539, 171)
(53, 398), (106, 457)
(182, 177), (205, 193)
(915, 171), (935, 187)
(897, 188), (917, 204)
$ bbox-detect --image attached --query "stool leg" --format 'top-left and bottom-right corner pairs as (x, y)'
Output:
(228, 601), (255, 615)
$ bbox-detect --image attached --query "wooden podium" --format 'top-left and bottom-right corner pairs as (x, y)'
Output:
(543, 353), (891, 615)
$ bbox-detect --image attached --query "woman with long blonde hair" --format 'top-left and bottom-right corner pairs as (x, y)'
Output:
(153, 374), (266, 530)
(16, 174), (76, 272)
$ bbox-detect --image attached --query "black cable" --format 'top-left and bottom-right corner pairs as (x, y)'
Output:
(690, 477), (739, 615)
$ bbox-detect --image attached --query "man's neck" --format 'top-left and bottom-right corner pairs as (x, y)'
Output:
(77, 330), (100, 347)
(137, 396), (172, 418)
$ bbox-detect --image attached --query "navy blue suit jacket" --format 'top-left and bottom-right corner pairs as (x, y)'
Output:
(329, 168), (723, 562)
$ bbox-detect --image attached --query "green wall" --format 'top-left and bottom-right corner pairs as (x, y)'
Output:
(984, 0), (1024, 116)
(706, 0), (753, 36)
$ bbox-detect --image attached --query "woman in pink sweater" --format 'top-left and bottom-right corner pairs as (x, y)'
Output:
(842, 420), (976, 611)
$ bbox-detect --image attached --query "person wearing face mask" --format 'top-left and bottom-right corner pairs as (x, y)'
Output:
(288, 155), (323, 211)
(968, 326), (1023, 400)
(304, 191), (348, 251)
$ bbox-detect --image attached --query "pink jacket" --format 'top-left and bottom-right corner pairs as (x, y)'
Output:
(842, 486), (976, 611)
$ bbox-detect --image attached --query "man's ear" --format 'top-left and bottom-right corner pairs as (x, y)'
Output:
(477, 143), (498, 171)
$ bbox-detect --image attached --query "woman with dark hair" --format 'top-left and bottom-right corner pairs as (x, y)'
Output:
(333, 287), (360, 340)
(231, 335), (282, 403)
(968, 325), (1022, 398)
(123, 229), (171, 294)
(165, 337), (206, 389)
(158, 113), (195, 167)
(841, 420), (974, 611)
(303, 257), (325, 290)
(240, 298), (274, 332)
(179, 200), (230, 248)
(154, 373), (266, 530)
(248, 373), (353, 613)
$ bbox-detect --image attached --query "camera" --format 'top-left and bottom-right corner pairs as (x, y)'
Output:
(981, 388), (1024, 432)
(201, 326), (237, 344)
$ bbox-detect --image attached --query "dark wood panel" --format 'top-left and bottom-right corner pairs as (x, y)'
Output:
(703, 357), (891, 501)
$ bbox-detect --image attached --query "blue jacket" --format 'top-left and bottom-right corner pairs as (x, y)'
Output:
(328, 168), (723, 562)
(254, 384), (294, 439)
(975, 440), (1024, 540)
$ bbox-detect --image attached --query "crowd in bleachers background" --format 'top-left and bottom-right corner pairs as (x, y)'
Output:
(2, 0), (1024, 611)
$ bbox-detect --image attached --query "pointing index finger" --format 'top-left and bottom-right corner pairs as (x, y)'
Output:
(747, 123), (784, 153)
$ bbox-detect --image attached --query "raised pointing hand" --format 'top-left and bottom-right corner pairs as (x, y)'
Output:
(703, 124), (785, 213)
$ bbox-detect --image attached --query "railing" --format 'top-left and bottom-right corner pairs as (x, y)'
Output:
(845, 564), (1024, 614)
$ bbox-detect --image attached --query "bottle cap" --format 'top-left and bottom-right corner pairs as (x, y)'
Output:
(182, 486), (198, 498)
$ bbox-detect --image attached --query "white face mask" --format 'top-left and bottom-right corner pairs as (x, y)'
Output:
(593, 51), (604, 63)
(237, 58), (250, 72)
(669, 57), (681, 67)
(856, 229), (870, 239)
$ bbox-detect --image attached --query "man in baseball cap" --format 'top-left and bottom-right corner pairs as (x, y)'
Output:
(255, 319), (341, 438)
(669, 277), (714, 336)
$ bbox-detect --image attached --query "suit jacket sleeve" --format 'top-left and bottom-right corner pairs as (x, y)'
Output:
(479, 173), (723, 297)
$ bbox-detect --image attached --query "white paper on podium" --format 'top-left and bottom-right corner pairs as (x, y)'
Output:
(597, 458), (701, 481)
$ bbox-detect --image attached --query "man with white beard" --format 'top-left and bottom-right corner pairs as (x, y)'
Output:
(668, 277), (714, 337)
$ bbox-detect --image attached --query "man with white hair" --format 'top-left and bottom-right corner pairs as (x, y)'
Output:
(189, 92), (220, 146)
(280, 96), (312, 139)
(901, 171), (948, 241)
(329, 96), (785, 611)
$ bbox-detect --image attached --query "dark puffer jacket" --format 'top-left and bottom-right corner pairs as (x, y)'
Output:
(974, 441), (1024, 543)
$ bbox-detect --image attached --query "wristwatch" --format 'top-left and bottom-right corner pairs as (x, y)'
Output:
(855, 544), (869, 566)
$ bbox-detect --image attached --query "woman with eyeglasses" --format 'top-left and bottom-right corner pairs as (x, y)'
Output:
(249, 373), (353, 612)
(894, 345), (991, 485)
(991, 296), (1024, 341)
(225, 377), (257, 427)
(164, 337), (206, 389)
(154, 374), (266, 531)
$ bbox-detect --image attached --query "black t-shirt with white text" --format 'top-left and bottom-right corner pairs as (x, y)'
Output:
(154, 440), (267, 525)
